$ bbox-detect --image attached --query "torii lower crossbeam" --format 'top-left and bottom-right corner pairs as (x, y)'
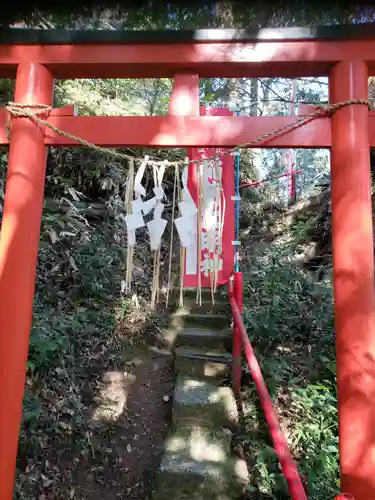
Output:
(0, 112), (333, 148)
(2, 112), (375, 148)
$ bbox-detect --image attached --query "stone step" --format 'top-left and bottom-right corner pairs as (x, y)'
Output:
(172, 310), (231, 329)
(165, 295), (231, 315)
(175, 346), (232, 381)
(175, 327), (232, 351)
(164, 424), (232, 461)
(159, 321), (231, 350)
(182, 286), (228, 298)
(152, 455), (249, 500)
(180, 300), (231, 315)
(173, 377), (238, 429)
(168, 286), (229, 306)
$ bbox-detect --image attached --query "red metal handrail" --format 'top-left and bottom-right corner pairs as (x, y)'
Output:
(228, 278), (308, 500)
(240, 169), (302, 189)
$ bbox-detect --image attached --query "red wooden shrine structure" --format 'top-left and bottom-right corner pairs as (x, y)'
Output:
(1, 25), (375, 500)
(185, 106), (235, 288)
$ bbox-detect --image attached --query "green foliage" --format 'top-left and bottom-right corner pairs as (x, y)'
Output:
(19, 209), (125, 439)
(291, 382), (339, 497)
(55, 77), (173, 117)
(2, 2), (371, 29)
(290, 213), (321, 244)
(240, 221), (338, 499)
(244, 245), (333, 346)
(28, 318), (68, 373)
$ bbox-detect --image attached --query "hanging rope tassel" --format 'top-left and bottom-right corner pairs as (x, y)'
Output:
(196, 163), (203, 306)
(211, 159), (220, 302)
(150, 164), (159, 308)
(216, 158), (225, 295)
(178, 159), (189, 308)
(156, 244), (161, 305)
(125, 159), (135, 292)
(208, 159), (217, 305)
(166, 165), (178, 307)
(179, 247), (185, 308)
(149, 162), (167, 308)
(151, 249), (158, 308)
(151, 248), (161, 308)
(209, 161), (215, 305)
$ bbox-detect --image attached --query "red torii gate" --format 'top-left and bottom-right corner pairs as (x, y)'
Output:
(0, 25), (375, 500)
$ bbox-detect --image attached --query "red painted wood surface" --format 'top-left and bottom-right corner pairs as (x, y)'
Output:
(184, 106), (234, 288)
(232, 271), (243, 396)
(240, 170), (302, 189)
(1, 40), (375, 78)
(0, 63), (53, 500)
(2, 111), (375, 148)
(168, 72), (200, 116)
(330, 60), (375, 500)
(0, 112), (331, 147)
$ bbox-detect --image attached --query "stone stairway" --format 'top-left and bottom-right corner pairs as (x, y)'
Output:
(152, 288), (249, 500)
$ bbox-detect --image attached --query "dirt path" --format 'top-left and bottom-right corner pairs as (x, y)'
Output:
(71, 346), (174, 500)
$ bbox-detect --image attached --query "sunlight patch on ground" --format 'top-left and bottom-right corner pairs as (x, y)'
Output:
(92, 370), (136, 422)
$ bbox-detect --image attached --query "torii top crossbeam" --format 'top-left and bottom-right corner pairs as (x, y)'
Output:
(1, 24), (375, 78)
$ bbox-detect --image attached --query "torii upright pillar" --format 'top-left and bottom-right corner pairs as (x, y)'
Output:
(0, 63), (53, 500)
(330, 60), (375, 500)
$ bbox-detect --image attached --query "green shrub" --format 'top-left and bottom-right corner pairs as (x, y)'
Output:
(242, 239), (338, 499)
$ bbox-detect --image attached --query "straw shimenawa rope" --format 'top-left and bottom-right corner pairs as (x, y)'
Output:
(196, 162), (203, 306)
(124, 158), (135, 292)
(5, 99), (371, 169)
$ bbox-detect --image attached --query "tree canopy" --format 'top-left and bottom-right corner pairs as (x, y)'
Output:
(1, 1), (375, 28)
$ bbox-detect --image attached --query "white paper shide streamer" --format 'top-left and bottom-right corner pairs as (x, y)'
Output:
(146, 163), (168, 306)
(147, 163), (168, 251)
(124, 157), (148, 290)
(174, 165), (198, 257)
(124, 155), (148, 242)
(122, 151), (223, 306)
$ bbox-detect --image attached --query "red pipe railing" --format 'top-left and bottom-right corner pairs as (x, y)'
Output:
(240, 169), (302, 190)
(228, 277), (308, 500)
